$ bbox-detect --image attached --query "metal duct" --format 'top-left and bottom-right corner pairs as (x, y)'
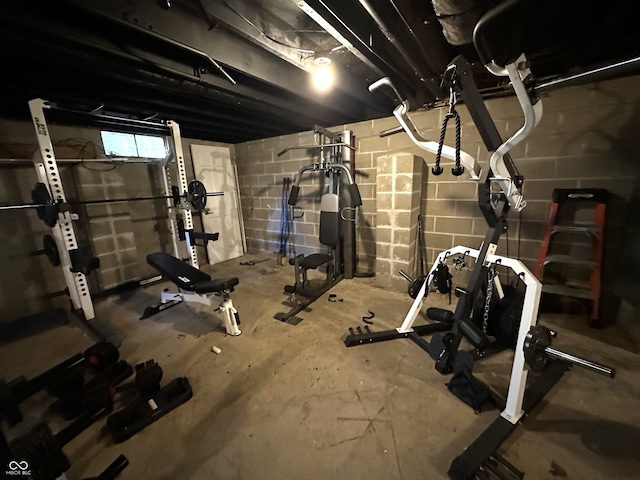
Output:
(431, 0), (494, 45)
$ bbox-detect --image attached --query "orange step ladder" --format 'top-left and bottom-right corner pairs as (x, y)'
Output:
(535, 188), (608, 326)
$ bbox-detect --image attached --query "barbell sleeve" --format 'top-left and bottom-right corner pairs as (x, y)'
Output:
(544, 347), (615, 378)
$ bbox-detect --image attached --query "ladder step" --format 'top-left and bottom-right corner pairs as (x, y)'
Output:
(551, 224), (601, 234)
(544, 255), (598, 267)
(542, 284), (594, 300)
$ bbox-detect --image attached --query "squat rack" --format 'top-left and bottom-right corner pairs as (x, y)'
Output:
(26, 98), (207, 326)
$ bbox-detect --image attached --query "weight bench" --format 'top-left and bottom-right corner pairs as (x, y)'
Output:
(142, 252), (241, 336)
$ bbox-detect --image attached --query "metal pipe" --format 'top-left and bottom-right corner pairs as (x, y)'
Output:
(535, 56), (640, 93)
(545, 347), (615, 378)
(358, 0), (433, 91)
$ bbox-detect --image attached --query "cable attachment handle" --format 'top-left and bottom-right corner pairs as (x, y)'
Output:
(433, 82), (464, 177)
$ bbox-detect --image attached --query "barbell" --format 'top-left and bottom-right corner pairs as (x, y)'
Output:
(0, 180), (222, 227)
(523, 325), (615, 377)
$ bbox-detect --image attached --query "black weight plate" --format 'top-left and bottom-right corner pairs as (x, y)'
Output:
(42, 235), (60, 267)
(31, 183), (58, 227)
(188, 180), (207, 211)
(408, 276), (427, 299)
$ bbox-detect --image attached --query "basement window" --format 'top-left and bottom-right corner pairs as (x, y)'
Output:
(101, 131), (167, 159)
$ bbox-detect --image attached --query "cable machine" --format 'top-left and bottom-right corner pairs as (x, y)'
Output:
(344, 0), (625, 475)
(274, 126), (362, 324)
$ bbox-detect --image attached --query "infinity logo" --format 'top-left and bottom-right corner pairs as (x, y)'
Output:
(8, 460), (28, 471)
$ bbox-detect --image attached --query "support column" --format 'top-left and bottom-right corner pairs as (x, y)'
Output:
(375, 153), (424, 291)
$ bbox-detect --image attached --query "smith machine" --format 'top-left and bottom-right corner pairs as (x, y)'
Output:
(345, 2), (619, 477)
(1, 99), (226, 339)
(274, 126), (363, 325)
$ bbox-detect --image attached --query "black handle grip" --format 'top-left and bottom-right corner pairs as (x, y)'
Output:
(348, 183), (362, 207)
(288, 185), (300, 206)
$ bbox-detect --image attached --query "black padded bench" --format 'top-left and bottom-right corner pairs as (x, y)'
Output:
(147, 252), (238, 294)
(143, 252), (242, 335)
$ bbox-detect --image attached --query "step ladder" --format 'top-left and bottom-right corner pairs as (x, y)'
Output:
(535, 188), (608, 326)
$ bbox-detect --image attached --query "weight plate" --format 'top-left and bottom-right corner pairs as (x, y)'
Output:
(523, 326), (552, 371)
(43, 234), (60, 267)
(408, 275), (427, 299)
(31, 183), (58, 227)
(188, 180), (207, 211)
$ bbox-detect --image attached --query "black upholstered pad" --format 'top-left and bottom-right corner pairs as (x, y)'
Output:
(319, 194), (339, 247)
(300, 253), (332, 270)
(147, 252), (211, 291)
(194, 277), (239, 294)
(147, 252), (239, 294)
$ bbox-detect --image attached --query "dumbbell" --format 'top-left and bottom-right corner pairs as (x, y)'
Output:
(1, 342), (119, 427)
(45, 342), (120, 398)
(399, 270), (428, 299)
(8, 405), (109, 480)
(54, 360), (163, 420)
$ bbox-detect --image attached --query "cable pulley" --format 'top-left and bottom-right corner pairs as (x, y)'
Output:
(0, 180), (222, 226)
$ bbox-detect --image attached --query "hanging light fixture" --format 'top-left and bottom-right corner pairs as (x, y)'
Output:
(311, 56), (335, 93)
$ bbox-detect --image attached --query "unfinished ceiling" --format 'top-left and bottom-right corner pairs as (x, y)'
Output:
(1, 0), (639, 144)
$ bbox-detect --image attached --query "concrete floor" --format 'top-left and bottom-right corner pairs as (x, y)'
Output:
(1, 253), (639, 480)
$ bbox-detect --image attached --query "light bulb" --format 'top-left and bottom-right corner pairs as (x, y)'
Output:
(311, 57), (334, 93)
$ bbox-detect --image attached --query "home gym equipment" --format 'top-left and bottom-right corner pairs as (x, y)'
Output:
(1, 341), (119, 427)
(144, 252), (241, 336)
(106, 376), (193, 444)
(349, 0), (619, 476)
(53, 359), (162, 420)
(7, 405), (109, 480)
(14, 98), (220, 333)
(28, 234), (60, 267)
(274, 126), (362, 324)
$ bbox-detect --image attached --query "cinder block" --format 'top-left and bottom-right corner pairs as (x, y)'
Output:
(392, 245), (410, 262)
(376, 227), (392, 244)
(377, 243), (391, 260)
(436, 182), (477, 200)
(377, 175), (393, 193)
(93, 237), (116, 256)
(115, 233), (136, 250)
(425, 232), (453, 251)
(393, 228), (411, 246)
(394, 175), (413, 193)
(359, 135), (389, 154)
(435, 217), (473, 235)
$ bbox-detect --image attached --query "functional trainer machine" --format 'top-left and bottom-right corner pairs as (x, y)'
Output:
(274, 126), (362, 325)
(346, 1), (619, 476)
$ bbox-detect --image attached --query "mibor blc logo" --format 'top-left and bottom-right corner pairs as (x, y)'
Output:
(5, 460), (31, 476)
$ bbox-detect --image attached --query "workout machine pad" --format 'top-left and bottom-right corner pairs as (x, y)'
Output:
(147, 252), (238, 293)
